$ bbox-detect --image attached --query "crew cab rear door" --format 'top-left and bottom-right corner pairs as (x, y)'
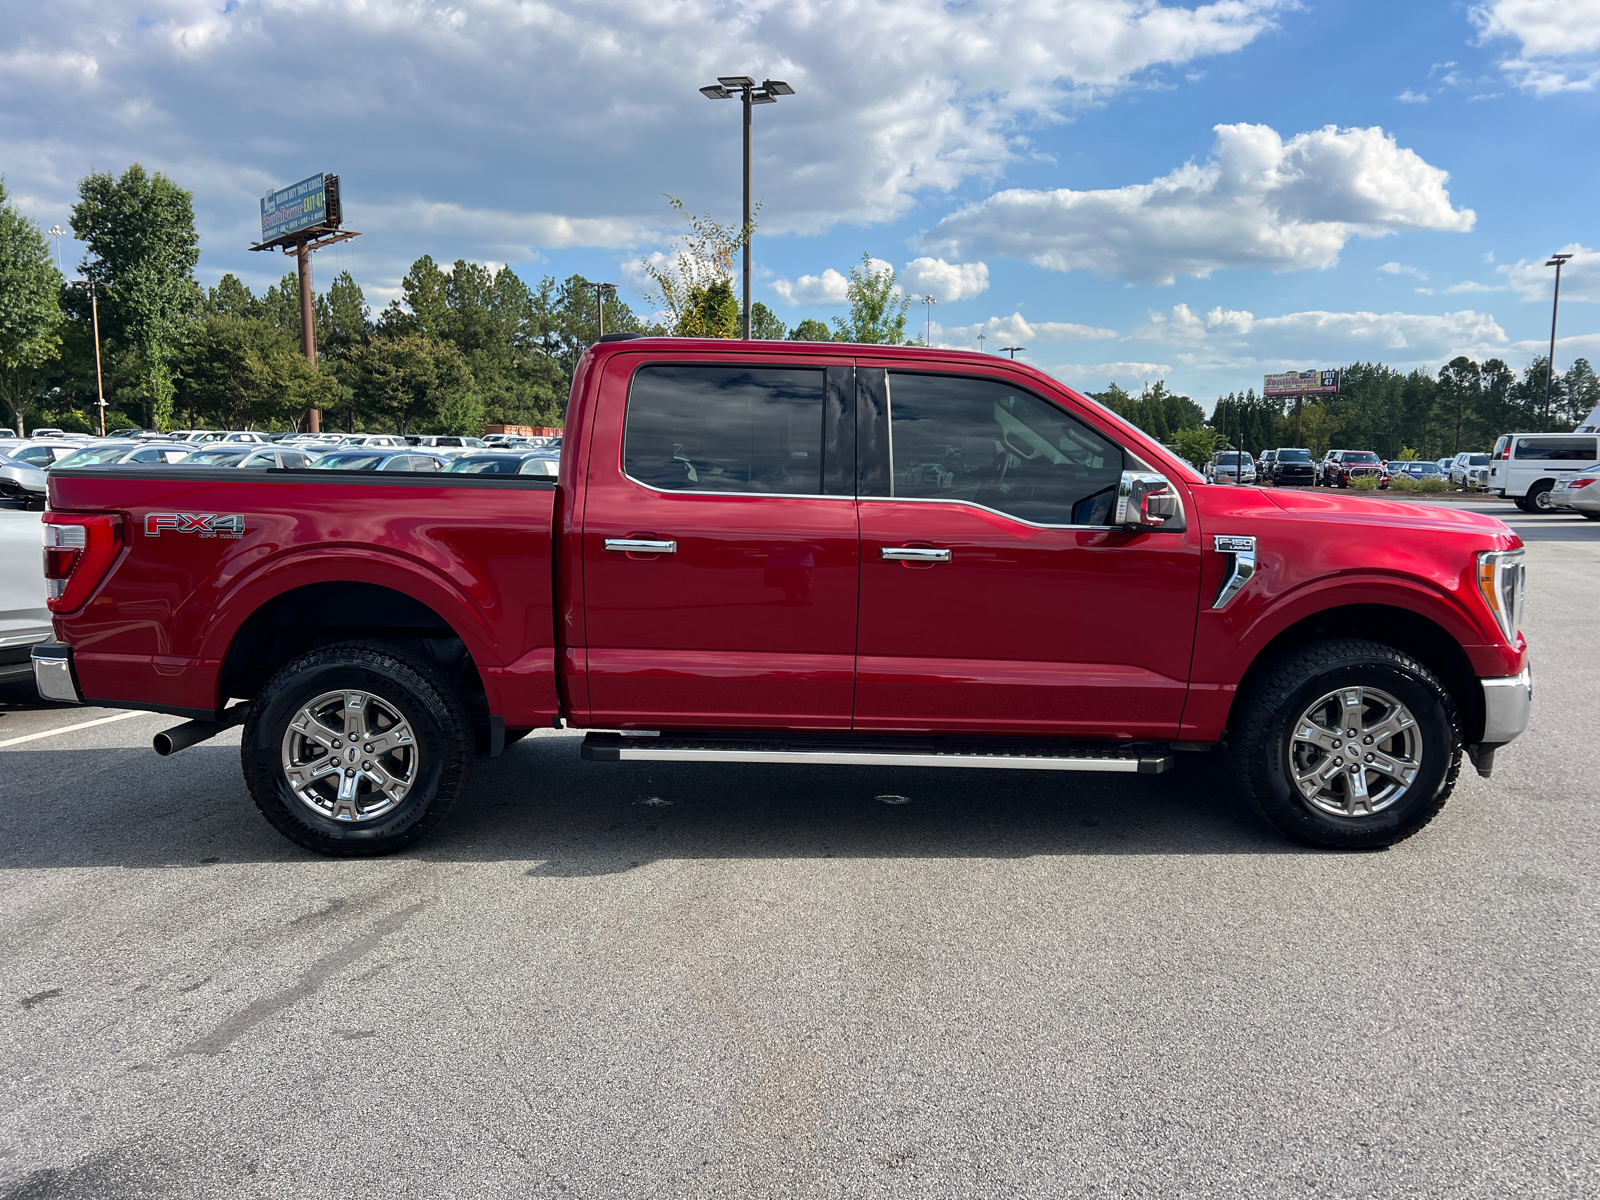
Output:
(579, 353), (860, 729)
(852, 364), (1203, 739)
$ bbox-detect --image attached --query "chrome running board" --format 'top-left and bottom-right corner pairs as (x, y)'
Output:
(581, 733), (1174, 774)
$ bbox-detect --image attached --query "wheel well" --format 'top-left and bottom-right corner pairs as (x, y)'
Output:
(1230, 604), (1485, 744)
(219, 581), (487, 719)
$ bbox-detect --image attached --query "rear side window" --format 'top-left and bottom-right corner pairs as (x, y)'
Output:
(625, 365), (824, 494)
(885, 372), (1125, 526)
(1514, 437), (1597, 460)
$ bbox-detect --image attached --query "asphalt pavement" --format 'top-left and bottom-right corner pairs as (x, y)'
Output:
(1, 498), (1595, 1199)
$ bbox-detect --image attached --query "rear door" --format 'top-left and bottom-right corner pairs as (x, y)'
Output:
(853, 365), (1203, 739)
(580, 354), (860, 730)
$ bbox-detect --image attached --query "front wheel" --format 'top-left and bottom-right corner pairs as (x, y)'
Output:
(242, 643), (474, 856)
(1229, 639), (1460, 849)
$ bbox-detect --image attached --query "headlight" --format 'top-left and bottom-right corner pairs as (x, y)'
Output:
(1476, 549), (1526, 643)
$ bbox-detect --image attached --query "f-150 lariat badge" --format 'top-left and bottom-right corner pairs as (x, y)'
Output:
(144, 513), (246, 539)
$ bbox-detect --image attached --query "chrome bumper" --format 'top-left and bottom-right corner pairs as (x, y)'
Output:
(1480, 665), (1532, 746)
(31, 642), (82, 705)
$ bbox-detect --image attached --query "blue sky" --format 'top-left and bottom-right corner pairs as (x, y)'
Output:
(3, 0), (1598, 408)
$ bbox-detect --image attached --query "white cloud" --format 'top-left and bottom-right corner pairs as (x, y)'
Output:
(1443, 280), (1506, 293)
(1049, 362), (1173, 388)
(938, 313), (1118, 346)
(1127, 302), (1509, 363)
(1501, 243), (1600, 302)
(1397, 89), (1430, 103)
(1379, 261), (1427, 278)
(900, 258), (990, 302)
(770, 269), (854, 307)
(0, 0), (1297, 295)
(920, 123), (1475, 285)
(1472, 0), (1600, 93)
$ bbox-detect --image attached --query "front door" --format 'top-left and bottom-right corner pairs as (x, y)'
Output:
(853, 367), (1203, 740)
(582, 357), (860, 730)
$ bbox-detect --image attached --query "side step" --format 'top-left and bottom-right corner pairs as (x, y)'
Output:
(581, 732), (1174, 775)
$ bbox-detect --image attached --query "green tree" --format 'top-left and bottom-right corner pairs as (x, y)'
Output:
(70, 164), (202, 429)
(832, 254), (909, 344)
(257, 272), (303, 339)
(0, 179), (65, 434)
(638, 196), (750, 335)
(750, 301), (786, 340)
(1560, 358), (1599, 428)
(679, 278), (739, 339)
(347, 333), (474, 434)
(1171, 426), (1220, 469)
(789, 318), (834, 342)
(1435, 356), (1482, 453)
(204, 273), (259, 320)
(316, 270), (371, 362)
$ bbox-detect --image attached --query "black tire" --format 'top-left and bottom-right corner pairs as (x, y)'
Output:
(1582, 511), (1600, 521)
(1513, 495), (1535, 513)
(242, 643), (474, 857)
(1526, 481), (1555, 512)
(1229, 638), (1461, 850)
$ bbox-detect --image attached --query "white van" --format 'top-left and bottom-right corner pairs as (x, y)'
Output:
(1489, 431), (1600, 511)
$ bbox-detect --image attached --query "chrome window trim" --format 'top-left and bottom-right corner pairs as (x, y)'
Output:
(619, 472), (854, 502)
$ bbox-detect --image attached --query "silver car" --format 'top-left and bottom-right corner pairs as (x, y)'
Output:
(1205, 451), (1257, 485)
(307, 449), (450, 472)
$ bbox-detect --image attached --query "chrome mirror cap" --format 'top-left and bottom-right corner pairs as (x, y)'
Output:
(1115, 470), (1178, 528)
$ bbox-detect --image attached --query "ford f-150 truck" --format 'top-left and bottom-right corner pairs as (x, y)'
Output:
(32, 338), (1532, 855)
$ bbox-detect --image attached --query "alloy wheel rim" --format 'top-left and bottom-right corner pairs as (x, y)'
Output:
(1289, 685), (1421, 818)
(281, 689), (417, 822)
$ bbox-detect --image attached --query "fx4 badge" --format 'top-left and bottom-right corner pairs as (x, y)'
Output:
(145, 513), (245, 539)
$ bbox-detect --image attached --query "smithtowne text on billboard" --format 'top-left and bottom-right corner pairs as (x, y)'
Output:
(259, 173), (342, 243)
(1263, 369), (1339, 397)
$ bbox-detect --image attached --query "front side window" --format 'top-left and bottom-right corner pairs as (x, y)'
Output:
(885, 372), (1126, 526)
(625, 365), (825, 494)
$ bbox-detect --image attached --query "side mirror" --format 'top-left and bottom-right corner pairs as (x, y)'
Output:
(1115, 470), (1179, 528)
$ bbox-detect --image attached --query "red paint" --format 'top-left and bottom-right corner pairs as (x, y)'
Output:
(47, 339), (1528, 748)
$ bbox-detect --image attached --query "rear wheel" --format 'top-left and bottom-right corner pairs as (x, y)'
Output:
(1230, 639), (1460, 849)
(1583, 511), (1600, 521)
(242, 643), (474, 856)
(1527, 480), (1555, 511)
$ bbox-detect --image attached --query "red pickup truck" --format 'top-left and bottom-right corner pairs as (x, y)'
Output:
(33, 338), (1531, 855)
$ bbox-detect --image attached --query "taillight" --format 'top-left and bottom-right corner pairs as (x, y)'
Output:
(1569, 478), (1594, 490)
(42, 514), (123, 612)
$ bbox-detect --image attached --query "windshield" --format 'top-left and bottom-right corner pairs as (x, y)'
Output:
(1467, 455), (1490, 466)
(1217, 452), (1250, 466)
(1277, 449), (1311, 462)
(1343, 452), (1380, 464)
(55, 445), (136, 467)
(310, 452), (384, 470)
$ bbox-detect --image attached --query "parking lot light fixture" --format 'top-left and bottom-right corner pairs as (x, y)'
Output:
(1544, 252), (1574, 430)
(701, 74), (795, 338)
(581, 281), (617, 340)
(999, 346), (1024, 359)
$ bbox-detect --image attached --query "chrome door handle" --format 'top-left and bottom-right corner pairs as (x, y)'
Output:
(881, 547), (952, 563)
(605, 538), (676, 554)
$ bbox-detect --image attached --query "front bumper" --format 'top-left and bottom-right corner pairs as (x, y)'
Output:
(1480, 664), (1532, 746)
(31, 642), (82, 704)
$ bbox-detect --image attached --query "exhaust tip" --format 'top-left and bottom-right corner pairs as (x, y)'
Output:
(153, 731), (177, 756)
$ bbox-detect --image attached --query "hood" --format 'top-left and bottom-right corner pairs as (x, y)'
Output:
(1259, 487), (1515, 537)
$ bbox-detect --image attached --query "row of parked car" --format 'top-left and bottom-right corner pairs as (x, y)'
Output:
(0, 428), (562, 509)
(1201, 448), (1492, 489)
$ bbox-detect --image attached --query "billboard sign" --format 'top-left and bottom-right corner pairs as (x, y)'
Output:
(1263, 369), (1339, 396)
(260, 173), (341, 242)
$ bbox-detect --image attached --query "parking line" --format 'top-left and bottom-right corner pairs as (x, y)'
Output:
(0, 710), (149, 749)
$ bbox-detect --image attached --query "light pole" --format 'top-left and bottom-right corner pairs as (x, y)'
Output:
(1544, 252), (1574, 430)
(47, 225), (66, 273)
(582, 281), (617, 340)
(920, 295), (936, 346)
(977, 333), (987, 354)
(699, 75), (794, 339)
(999, 345), (1024, 360)
(74, 280), (109, 437)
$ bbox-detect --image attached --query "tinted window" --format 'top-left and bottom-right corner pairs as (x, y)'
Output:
(447, 455), (520, 474)
(1278, 449), (1312, 462)
(1342, 452), (1380, 463)
(885, 373), (1125, 526)
(56, 445), (135, 467)
(1515, 437), (1597, 460)
(625, 365), (824, 494)
(312, 453), (384, 470)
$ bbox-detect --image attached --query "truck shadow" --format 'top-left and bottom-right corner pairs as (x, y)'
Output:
(0, 730), (1322, 872)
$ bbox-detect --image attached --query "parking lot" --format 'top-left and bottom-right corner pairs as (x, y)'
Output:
(1, 497), (1595, 1199)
